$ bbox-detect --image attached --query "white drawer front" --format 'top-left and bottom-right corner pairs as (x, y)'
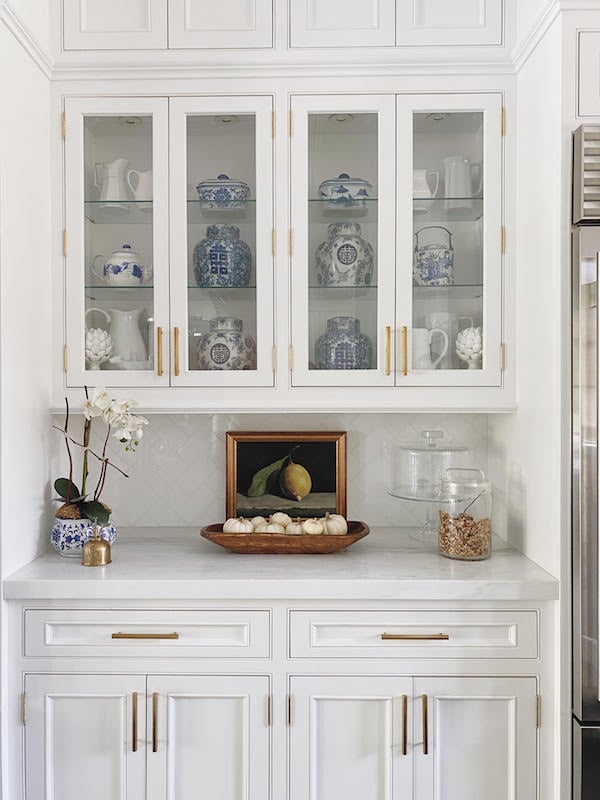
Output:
(25, 609), (270, 658)
(289, 610), (538, 659)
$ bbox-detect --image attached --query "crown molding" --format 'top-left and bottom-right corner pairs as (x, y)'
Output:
(512, 1), (561, 73)
(0, 2), (53, 78)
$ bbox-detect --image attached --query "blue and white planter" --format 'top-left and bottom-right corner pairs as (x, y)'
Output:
(197, 317), (257, 371)
(193, 225), (252, 288)
(315, 222), (374, 287)
(196, 174), (250, 210)
(51, 516), (117, 558)
(315, 316), (373, 370)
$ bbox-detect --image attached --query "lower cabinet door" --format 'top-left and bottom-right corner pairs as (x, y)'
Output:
(289, 675), (413, 800)
(413, 676), (538, 800)
(146, 674), (271, 800)
(25, 673), (146, 800)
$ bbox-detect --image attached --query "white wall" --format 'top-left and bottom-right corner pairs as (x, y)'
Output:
(5, 0), (51, 59)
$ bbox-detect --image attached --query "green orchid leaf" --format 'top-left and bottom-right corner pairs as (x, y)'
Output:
(246, 455), (288, 497)
(80, 500), (110, 525)
(54, 478), (81, 501)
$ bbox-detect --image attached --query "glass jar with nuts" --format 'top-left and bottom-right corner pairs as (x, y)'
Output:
(438, 468), (492, 561)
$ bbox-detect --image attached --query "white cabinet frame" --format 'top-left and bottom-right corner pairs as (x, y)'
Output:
(63, 0), (168, 50)
(289, 0), (396, 48)
(168, 0), (273, 49)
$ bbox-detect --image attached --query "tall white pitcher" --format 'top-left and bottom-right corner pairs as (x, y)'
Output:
(86, 307), (147, 365)
(94, 158), (130, 202)
(443, 155), (482, 212)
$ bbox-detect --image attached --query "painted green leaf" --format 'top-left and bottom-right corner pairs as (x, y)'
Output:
(246, 456), (288, 498)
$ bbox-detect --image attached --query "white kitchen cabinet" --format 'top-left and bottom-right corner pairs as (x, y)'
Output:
(289, 674), (537, 800)
(290, 92), (503, 388)
(63, 0), (168, 50)
(64, 94), (274, 389)
(578, 32), (600, 117)
(395, 0), (503, 47)
(25, 672), (270, 800)
(168, 0), (273, 49)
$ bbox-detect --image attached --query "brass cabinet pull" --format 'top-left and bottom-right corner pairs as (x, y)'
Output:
(422, 695), (428, 755)
(132, 692), (138, 752)
(401, 326), (408, 376)
(157, 327), (163, 376)
(384, 325), (391, 376)
(152, 692), (158, 753)
(381, 632), (449, 641)
(401, 694), (408, 755)
(173, 326), (180, 377)
(112, 632), (179, 640)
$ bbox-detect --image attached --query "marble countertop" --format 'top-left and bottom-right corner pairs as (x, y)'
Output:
(3, 527), (558, 601)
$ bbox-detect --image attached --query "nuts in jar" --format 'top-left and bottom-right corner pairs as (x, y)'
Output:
(438, 510), (491, 560)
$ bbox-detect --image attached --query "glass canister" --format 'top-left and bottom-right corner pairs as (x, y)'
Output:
(438, 468), (492, 560)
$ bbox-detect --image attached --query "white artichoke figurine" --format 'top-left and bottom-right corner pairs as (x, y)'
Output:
(456, 326), (482, 369)
(85, 327), (113, 370)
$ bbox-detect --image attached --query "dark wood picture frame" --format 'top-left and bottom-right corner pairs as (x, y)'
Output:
(226, 431), (347, 519)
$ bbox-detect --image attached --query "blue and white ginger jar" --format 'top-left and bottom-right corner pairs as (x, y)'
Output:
(315, 222), (374, 287)
(51, 516), (117, 558)
(196, 174), (251, 210)
(315, 316), (372, 370)
(197, 317), (257, 370)
(193, 225), (252, 288)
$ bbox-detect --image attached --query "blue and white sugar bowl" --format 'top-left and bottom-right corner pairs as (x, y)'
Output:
(196, 174), (251, 210)
(92, 244), (152, 286)
(318, 173), (372, 209)
(197, 317), (257, 371)
(413, 226), (454, 287)
(315, 316), (373, 370)
(315, 222), (374, 286)
(193, 225), (252, 288)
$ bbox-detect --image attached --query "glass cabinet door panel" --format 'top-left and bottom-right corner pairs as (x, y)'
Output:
(65, 97), (170, 387)
(291, 95), (396, 387)
(396, 94), (502, 387)
(169, 96), (274, 387)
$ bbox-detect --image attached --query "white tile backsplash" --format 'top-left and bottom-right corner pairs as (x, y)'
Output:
(52, 413), (489, 528)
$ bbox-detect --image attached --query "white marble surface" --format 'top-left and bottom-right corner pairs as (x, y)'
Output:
(3, 528), (558, 601)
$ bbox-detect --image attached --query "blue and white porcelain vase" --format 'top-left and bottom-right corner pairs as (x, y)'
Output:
(315, 222), (374, 287)
(51, 515), (117, 558)
(197, 317), (257, 370)
(193, 225), (252, 288)
(315, 316), (372, 370)
(413, 226), (454, 286)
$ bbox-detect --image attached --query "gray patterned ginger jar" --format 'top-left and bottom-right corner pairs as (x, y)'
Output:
(315, 222), (374, 287)
(315, 316), (372, 370)
(193, 225), (252, 288)
(197, 317), (257, 370)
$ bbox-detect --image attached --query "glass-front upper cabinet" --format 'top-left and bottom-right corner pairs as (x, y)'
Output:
(290, 95), (397, 386)
(65, 97), (170, 387)
(169, 96), (274, 387)
(396, 94), (502, 387)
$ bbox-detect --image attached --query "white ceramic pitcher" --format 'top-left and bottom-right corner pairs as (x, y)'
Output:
(127, 169), (153, 202)
(94, 158), (130, 203)
(412, 327), (449, 370)
(424, 312), (473, 369)
(85, 307), (147, 366)
(413, 169), (440, 213)
(443, 155), (482, 212)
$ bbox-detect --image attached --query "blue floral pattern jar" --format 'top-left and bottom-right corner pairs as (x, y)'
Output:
(51, 516), (117, 558)
(315, 316), (373, 370)
(193, 225), (252, 288)
(315, 222), (374, 287)
(197, 317), (257, 370)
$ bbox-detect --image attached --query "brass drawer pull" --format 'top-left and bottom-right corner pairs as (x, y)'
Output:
(401, 694), (408, 755)
(381, 632), (449, 641)
(112, 632), (179, 640)
(422, 694), (429, 755)
(132, 692), (138, 752)
(152, 692), (158, 753)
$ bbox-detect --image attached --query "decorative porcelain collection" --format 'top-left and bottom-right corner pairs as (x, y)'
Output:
(51, 516), (117, 558)
(85, 327), (113, 370)
(92, 244), (152, 286)
(318, 173), (372, 209)
(315, 222), (374, 286)
(197, 317), (257, 370)
(443, 154), (482, 212)
(413, 226), (454, 286)
(413, 169), (440, 212)
(193, 225), (252, 288)
(456, 326), (483, 369)
(196, 174), (251, 209)
(315, 316), (372, 370)
(86, 306), (148, 366)
(424, 312), (473, 370)
(412, 327), (449, 370)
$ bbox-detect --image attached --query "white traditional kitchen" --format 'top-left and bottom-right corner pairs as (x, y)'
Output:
(0, 1), (592, 799)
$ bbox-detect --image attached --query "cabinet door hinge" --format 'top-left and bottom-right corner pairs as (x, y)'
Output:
(289, 110), (293, 137)
(287, 694), (292, 726)
(501, 106), (506, 137)
(62, 229), (67, 258)
(536, 694), (541, 728)
(499, 343), (505, 371)
(500, 225), (505, 255)
(272, 228), (276, 257)
(289, 228), (293, 257)
(21, 692), (26, 726)
(272, 346), (277, 373)
(288, 345), (294, 372)
(271, 110), (275, 139)
(63, 344), (68, 373)
(266, 695), (272, 726)
(61, 111), (66, 140)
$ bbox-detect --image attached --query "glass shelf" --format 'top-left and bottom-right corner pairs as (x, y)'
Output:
(309, 285), (377, 297)
(309, 198), (378, 224)
(187, 199), (256, 225)
(188, 286), (256, 302)
(413, 283), (483, 300)
(85, 285), (154, 300)
(84, 201), (153, 224)
(413, 197), (483, 223)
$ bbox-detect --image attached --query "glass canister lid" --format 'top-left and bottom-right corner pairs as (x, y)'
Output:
(439, 467), (491, 499)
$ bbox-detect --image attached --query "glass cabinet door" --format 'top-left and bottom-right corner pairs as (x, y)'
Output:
(396, 94), (502, 386)
(65, 97), (170, 387)
(290, 95), (396, 387)
(169, 96), (274, 387)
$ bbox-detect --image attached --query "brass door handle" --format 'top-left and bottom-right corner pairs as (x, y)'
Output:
(152, 692), (158, 753)
(157, 327), (163, 376)
(174, 326), (180, 377)
(422, 694), (429, 755)
(401, 326), (408, 376)
(132, 692), (138, 752)
(112, 632), (179, 640)
(381, 633), (449, 641)
(401, 694), (408, 755)
(384, 325), (391, 376)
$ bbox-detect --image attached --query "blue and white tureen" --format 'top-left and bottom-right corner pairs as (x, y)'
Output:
(196, 174), (251, 210)
(318, 173), (372, 209)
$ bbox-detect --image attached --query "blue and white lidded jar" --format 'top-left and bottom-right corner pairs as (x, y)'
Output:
(413, 226), (454, 287)
(315, 316), (373, 370)
(51, 515), (117, 558)
(193, 225), (252, 288)
(197, 317), (257, 370)
(195, 174), (251, 210)
(315, 222), (374, 287)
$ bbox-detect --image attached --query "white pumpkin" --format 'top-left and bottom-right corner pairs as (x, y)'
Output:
(320, 513), (348, 536)
(271, 511), (292, 527)
(261, 522), (286, 534)
(250, 515), (268, 530)
(255, 523), (269, 532)
(302, 517), (324, 535)
(285, 520), (304, 535)
(223, 517), (254, 533)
